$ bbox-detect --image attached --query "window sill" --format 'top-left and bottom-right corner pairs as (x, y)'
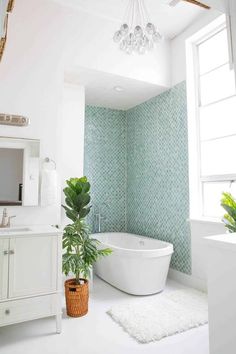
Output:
(187, 217), (223, 225)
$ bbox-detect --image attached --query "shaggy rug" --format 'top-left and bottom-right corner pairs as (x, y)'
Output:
(107, 288), (208, 343)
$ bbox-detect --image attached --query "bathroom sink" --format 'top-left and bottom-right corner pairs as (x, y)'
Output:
(0, 227), (32, 235)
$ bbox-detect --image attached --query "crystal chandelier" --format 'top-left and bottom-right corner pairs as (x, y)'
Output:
(113, 0), (162, 55)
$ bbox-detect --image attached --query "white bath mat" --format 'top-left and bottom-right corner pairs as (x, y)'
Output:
(107, 289), (208, 343)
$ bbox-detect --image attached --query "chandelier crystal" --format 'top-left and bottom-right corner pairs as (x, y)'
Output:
(113, 0), (162, 55)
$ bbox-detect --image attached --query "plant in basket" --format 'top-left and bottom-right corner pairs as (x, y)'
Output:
(62, 177), (112, 317)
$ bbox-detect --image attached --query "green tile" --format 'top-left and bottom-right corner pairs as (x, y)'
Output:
(84, 106), (127, 233)
(84, 82), (191, 275)
(126, 82), (191, 274)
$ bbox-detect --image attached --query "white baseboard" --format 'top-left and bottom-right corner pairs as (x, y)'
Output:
(168, 268), (207, 292)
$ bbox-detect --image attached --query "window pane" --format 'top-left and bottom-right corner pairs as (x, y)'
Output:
(200, 96), (236, 140)
(198, 29), (229, 75)
(200, 64), (236, 106)
(203, 181), (236, 217)
(201, 136), (236, 176)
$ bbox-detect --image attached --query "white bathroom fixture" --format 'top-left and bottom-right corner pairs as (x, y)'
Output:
(94, 232), (173, 295)
(0, 208), (15, 228)
(0, 225), (62, 333)
(113, 86), (124, 92)
(113, 0), (162, 55)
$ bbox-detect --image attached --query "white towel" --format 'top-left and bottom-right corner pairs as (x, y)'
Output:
(40, 169), (58, 207)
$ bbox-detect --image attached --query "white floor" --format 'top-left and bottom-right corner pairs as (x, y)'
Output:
(0, 276), (209, 354)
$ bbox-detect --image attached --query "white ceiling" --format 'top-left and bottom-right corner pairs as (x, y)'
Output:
(65, 67), (167, 110)
(55, 0), (205, 39)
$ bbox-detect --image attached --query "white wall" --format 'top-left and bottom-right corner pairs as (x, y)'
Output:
(60, 6), (171, 88)
(170, 9), (227, 285)
(190, 220), (226, 288)
(60, 84), (85, 226)
(68, 36), (171, 88)
(0, 0), (171, 226)
(61, 84), (85, 182)
(171, 10), (222, 86)
(0, 0), (85, 225)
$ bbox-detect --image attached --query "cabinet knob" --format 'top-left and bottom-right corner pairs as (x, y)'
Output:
(3, 250), (9, 255)
(5, 309), (10, 315)
(9, 250), (14, 255)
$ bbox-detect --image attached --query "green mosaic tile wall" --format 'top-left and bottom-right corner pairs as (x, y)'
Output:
(84, 106), (127, 233)
(84, 81), (191, 274)
(126, 82), (191, 274)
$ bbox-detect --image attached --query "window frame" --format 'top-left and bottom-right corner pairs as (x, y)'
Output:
(186, 15), (236, 220)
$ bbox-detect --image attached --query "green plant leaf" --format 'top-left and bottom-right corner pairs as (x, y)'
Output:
(76, 193), (91, 209)
(221, 192), (236, 233)
(82, 182), (90, 193)
(221, 204), (236, 220)
(79, 207), (91, 219)
(62, 205), (78, 222)
(63, 187), (77, 205)
(62, 176), (111, 281)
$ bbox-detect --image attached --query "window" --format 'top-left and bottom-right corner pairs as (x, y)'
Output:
(187, 16), (236, 219)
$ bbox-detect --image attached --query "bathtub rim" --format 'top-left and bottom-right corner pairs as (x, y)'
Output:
(92, 232), (174, 258)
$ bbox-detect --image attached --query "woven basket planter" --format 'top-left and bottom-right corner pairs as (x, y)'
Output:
(65, 279), (89, 317)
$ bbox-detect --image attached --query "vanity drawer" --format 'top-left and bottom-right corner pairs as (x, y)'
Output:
(0, 295), (58, 326)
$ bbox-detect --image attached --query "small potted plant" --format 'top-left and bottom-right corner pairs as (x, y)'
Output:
(62, 177), (111, 317)
(221, 192), (236, 233)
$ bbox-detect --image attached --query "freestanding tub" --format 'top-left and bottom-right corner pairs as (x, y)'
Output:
(93, 232), (174, 296)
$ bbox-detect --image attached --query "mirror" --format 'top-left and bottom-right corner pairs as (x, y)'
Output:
(0, 137), (40, 206)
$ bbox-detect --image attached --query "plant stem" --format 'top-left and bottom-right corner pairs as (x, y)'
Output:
(76, 276), (81, 285)
(76, 244), (80, 285)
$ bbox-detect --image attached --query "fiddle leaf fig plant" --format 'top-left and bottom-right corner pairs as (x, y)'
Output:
(221, 192), (236, 233)
(62, 177), (112, 285)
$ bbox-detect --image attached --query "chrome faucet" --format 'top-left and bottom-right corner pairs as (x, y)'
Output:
(0, 208), (16, 228)
(94, 204), (108, 233)
(95, 213), (106, 233)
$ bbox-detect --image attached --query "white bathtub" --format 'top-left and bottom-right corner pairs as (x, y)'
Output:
(93, 232), (174, 295)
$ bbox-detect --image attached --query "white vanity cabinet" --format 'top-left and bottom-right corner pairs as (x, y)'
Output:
(205, 234), (236, 354)
(0, 239), (8, 300)
(0, 227), (62, 333)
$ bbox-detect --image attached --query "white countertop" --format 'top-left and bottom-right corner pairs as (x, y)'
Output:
(0, 225), (63, 237)
(205, 233), (236, 251)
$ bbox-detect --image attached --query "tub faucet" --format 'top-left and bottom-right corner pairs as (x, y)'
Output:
(0, 208), (16, 228)
(94, 204), (108, 233)
(94, 212), (106, 233)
